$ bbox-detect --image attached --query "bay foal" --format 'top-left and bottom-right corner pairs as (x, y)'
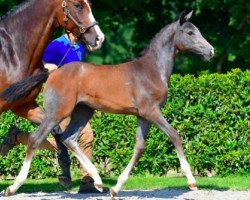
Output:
(5, 11), (214, 197)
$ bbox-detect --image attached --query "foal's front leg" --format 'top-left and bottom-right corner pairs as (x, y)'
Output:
(4, 119), (58, 196)
(149, 107), (197, 190)
(110, 117), (150, 197)
(60, 105), (103, 192)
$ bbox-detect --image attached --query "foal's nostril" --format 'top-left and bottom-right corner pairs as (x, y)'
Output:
(96, 36), (101, 44)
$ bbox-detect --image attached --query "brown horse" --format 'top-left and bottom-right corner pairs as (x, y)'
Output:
(0, 0), (104, 186)
(3, 11), (214, 197)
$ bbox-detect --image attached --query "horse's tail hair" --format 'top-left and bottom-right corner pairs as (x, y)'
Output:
(1, 71), (49, 103)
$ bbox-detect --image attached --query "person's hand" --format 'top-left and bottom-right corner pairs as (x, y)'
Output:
(44, 63), (58, 71)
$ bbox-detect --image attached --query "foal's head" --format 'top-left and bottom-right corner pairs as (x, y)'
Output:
(174, 11), (214, 60)
(56, 0), (104, 51)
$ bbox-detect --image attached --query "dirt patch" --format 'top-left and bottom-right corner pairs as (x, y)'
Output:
(1, 189), (249, 200)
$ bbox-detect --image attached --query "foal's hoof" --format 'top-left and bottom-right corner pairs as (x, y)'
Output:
(188, 183), (198, 190)
(4, 187), (13, 196)
(94, 184), (103, 192)
(110, 188), (118, 197)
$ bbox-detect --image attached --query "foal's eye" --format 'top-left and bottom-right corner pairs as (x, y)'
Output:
(74, 3), (83, 10)
(187, 31), (194, 36)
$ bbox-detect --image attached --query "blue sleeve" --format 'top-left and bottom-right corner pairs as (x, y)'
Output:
(42, 40), (85, 65)
(42, 41), (62, 64)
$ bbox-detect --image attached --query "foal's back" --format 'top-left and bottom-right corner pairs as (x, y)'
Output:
(45, 61), (143, 114)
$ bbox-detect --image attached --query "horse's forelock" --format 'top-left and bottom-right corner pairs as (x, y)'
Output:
(183, 22), (196, 30)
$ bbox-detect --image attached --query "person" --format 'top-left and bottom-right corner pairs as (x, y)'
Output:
(0, 32), (98, 193)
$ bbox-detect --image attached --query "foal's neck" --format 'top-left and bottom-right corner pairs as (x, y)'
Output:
(142, 22), (177, 84)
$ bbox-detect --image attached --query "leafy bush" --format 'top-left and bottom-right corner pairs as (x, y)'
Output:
(0, 69), (249, 178)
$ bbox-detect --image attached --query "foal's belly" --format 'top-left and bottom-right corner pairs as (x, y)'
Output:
(77, 93), (137, 115)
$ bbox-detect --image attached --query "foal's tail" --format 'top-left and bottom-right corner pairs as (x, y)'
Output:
(0, 71), (49, 103)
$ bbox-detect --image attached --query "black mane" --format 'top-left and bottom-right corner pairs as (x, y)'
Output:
(139, 24), (172, 58)
(124, 24), (173, 63)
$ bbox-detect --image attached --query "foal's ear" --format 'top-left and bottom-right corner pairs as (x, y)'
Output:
(185, 10), (193, 21)
(179, 10), (193, 26)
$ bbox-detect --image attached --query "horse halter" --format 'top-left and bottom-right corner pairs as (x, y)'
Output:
(61, 0), (99, 35)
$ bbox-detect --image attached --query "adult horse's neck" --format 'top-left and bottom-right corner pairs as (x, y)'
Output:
(140, 22), (177, 85)
(0, 0), (58, 81)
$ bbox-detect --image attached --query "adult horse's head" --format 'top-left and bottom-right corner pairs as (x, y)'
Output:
(175, 11), (214, 61)
(56, 0), (104, 51)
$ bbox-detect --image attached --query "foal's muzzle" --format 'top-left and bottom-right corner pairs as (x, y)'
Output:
(203, 47), (214, 61)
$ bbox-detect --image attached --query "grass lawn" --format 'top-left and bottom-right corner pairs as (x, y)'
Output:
(0, 175), (249, 194)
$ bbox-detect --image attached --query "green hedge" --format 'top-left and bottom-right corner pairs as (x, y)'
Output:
(0, 69), (249, 178)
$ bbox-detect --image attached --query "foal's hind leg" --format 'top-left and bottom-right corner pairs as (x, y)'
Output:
(148, 107), (197, 190)
(4, 118), (59, 196)
(60, 105), (103, 192)
(12, 102), (72, 187)
(110, 117), (150, 197)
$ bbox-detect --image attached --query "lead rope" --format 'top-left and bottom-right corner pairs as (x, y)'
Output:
(57, 31), (83, 67)
(44, 42), (73, 73)
(57, 43), (73, 67)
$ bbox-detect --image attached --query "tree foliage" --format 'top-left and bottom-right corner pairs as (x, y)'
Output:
(91, 0), (250, 74)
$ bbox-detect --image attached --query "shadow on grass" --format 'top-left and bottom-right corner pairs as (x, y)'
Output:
(0, 178), (116, 193)
(0, 181), (67, 193)
(0, 178), (231, 192)
(0, 178), (232, 200)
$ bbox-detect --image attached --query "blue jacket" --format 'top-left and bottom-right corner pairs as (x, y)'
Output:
(42, 35), (85, 67)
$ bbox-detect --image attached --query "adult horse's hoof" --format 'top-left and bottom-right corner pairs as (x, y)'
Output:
(188, 183), (198, 190)
(94, 184), (103, 192)
(4, 187), (14, 196)
(110, 187), (118, 197)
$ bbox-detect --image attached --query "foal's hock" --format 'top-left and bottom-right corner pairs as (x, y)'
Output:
(6, 11), (214, 197)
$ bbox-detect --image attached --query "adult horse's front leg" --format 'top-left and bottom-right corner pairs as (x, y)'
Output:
(110, 117), (150, 197)
(148, 107), (197, 190)
(4, 118), (59, 196)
